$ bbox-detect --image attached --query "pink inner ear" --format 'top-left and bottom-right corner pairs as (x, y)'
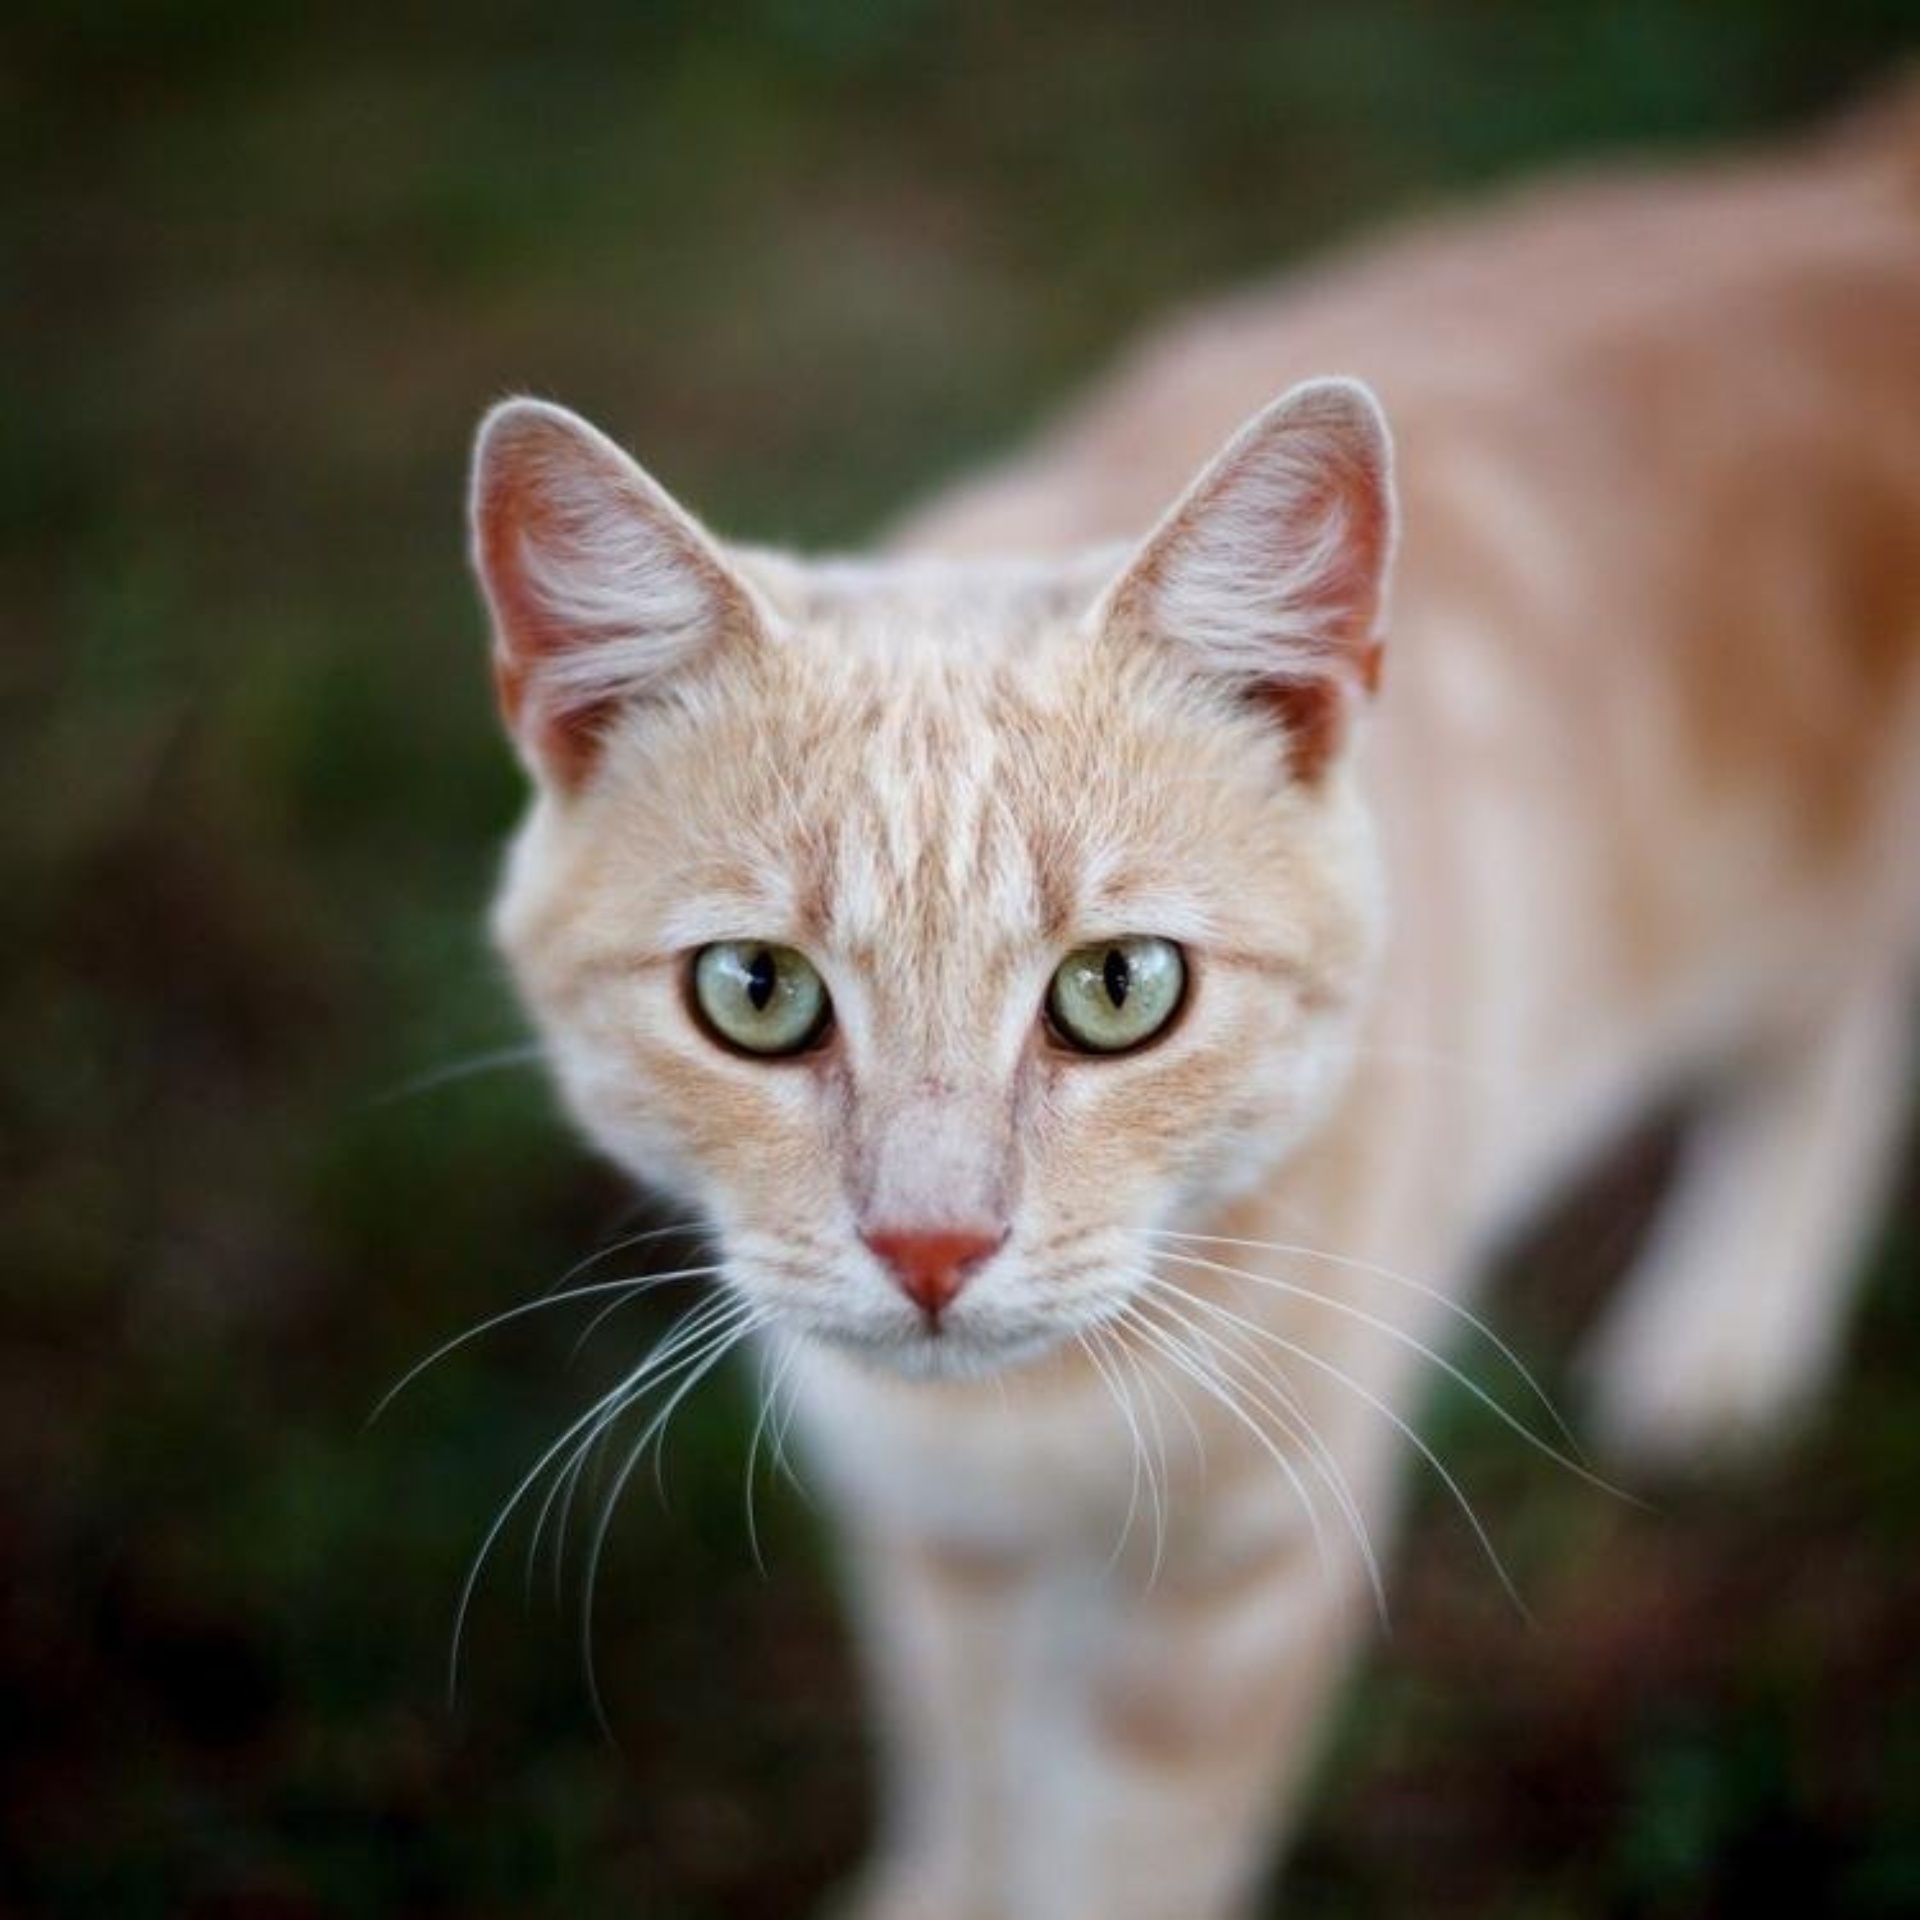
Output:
(1258, 680), (1347, 784)
(1273, 432), (1393, 666)
(1189, 412), (1393, 783)
(1252, 628), (1379, 780)
(473, 403), (758, 793)
(475, 440), (637, 792)
(490, 648), (612, 791)
(1261, 464), (1387, 783)
(1101, 381), (1396, 780)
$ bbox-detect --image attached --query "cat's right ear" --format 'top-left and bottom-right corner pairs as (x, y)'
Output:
(469, 398), (763, 790)
(1093, 378), (1396, 784)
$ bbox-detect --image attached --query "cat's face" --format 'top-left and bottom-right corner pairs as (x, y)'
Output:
(474, 384), (1395, 1378)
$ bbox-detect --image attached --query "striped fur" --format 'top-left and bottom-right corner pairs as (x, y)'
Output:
(473, 95), (1920, 1919)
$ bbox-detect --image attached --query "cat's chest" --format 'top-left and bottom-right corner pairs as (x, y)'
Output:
(778, 1335), (1308, 1579)
(783, 1341), (1157, 1554)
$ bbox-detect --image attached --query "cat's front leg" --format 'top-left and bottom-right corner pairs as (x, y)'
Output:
(831, 1526), (1048, 1920)
(1010, 1522), (1371, 1920)
(833, 1508), (1373, 1920)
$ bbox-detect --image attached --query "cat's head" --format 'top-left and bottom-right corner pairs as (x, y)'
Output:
(471, 381), (1395, 1378)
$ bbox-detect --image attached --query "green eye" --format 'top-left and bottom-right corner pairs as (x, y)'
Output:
(691, 942), (832, 1056)
(1046, 937), (1186, 1054)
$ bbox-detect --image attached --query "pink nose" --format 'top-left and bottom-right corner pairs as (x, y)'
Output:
(862, 1226), (1004, 1320)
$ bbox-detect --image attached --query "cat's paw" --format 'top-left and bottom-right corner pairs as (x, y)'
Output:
(1578, 1255), (1836, 1472)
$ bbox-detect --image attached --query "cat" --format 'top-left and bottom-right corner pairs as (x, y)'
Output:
(466, 92), (1920, 1920)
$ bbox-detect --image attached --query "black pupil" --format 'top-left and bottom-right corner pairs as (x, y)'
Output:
(1102, 947), (1130, 1009)
(746, 948), (777, 1012)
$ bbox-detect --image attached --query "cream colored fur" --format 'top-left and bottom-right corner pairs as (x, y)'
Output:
(471, 98), (1920, 1920)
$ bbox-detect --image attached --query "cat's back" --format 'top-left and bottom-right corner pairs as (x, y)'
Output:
(899, 89), (1920, 568)
(898, 86), (1920, 893)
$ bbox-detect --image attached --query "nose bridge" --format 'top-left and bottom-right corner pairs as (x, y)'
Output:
(845, 862), (1023, 1230)
(853, 1073), (1014, 1231)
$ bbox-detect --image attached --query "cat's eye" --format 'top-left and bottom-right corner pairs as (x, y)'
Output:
(1045, 937), (1186, 1054)
(691, 942), (832, 1057)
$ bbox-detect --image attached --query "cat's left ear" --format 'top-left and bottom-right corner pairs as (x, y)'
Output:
(469, 397), (766, 791)
(1095, 377), (1396, 781)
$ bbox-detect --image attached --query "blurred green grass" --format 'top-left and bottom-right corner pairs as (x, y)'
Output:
(3, 3), (1918, 1914)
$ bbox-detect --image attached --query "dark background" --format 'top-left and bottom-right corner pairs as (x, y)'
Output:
(5, 4), (1919, 1915)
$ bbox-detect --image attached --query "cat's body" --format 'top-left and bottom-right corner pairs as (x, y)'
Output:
(470, 99), (1920, 1920)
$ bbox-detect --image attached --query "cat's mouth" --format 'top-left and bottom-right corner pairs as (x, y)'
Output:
(725, 1250), (1101, 1381)
(804, 1310), (1072, 1382)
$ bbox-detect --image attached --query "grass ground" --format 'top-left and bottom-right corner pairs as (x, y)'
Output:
(4, 5), (1917, 1914)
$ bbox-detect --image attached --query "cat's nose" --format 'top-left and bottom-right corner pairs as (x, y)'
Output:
(861, 1226), (1005, 1321)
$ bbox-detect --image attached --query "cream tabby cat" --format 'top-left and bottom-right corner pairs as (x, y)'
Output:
(468, 98), (1920, 1920)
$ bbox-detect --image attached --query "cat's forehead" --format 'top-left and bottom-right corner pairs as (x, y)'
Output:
(620, 573), (1281, 973)
(738, 547), (1122, 668)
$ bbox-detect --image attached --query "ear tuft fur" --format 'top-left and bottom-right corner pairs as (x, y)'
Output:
(469, 399), (759, 789)
(1099, 377), (1397, 780)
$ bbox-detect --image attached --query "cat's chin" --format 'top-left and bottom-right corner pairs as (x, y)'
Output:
(810, 1319), (1070, 1384)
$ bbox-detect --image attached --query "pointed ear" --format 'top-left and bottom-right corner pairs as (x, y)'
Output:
(1096, 378), (1396, 782)
(469, 398), (764, 790)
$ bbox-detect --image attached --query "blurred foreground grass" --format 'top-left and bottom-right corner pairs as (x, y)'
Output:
(3, 4), (1918, 1914)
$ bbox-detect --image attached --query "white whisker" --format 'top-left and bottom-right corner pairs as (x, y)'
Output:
(766, 1341), (817, 1509)
(526, 1290), (741, 1601)
(742, 1328), (799, 1575)
(368, 1262), (722, 1427)
(1144, 1270), (1531, 1622)
(535, 1215), (711, 1300)
(1144, 1225), (1584, 1460)
(578, 1305), (771, 1736)
(1141, 1289), (1385, 1617)
(368, 1042), (546, 1106)
(1150, 1245), (1628, 1504)
(1107, 1324), (1177, 1579)
(1116, 1300), (1354, 1614)
(1078, 1325), (1157, 1577)
(448, 1336), (698, 1706)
